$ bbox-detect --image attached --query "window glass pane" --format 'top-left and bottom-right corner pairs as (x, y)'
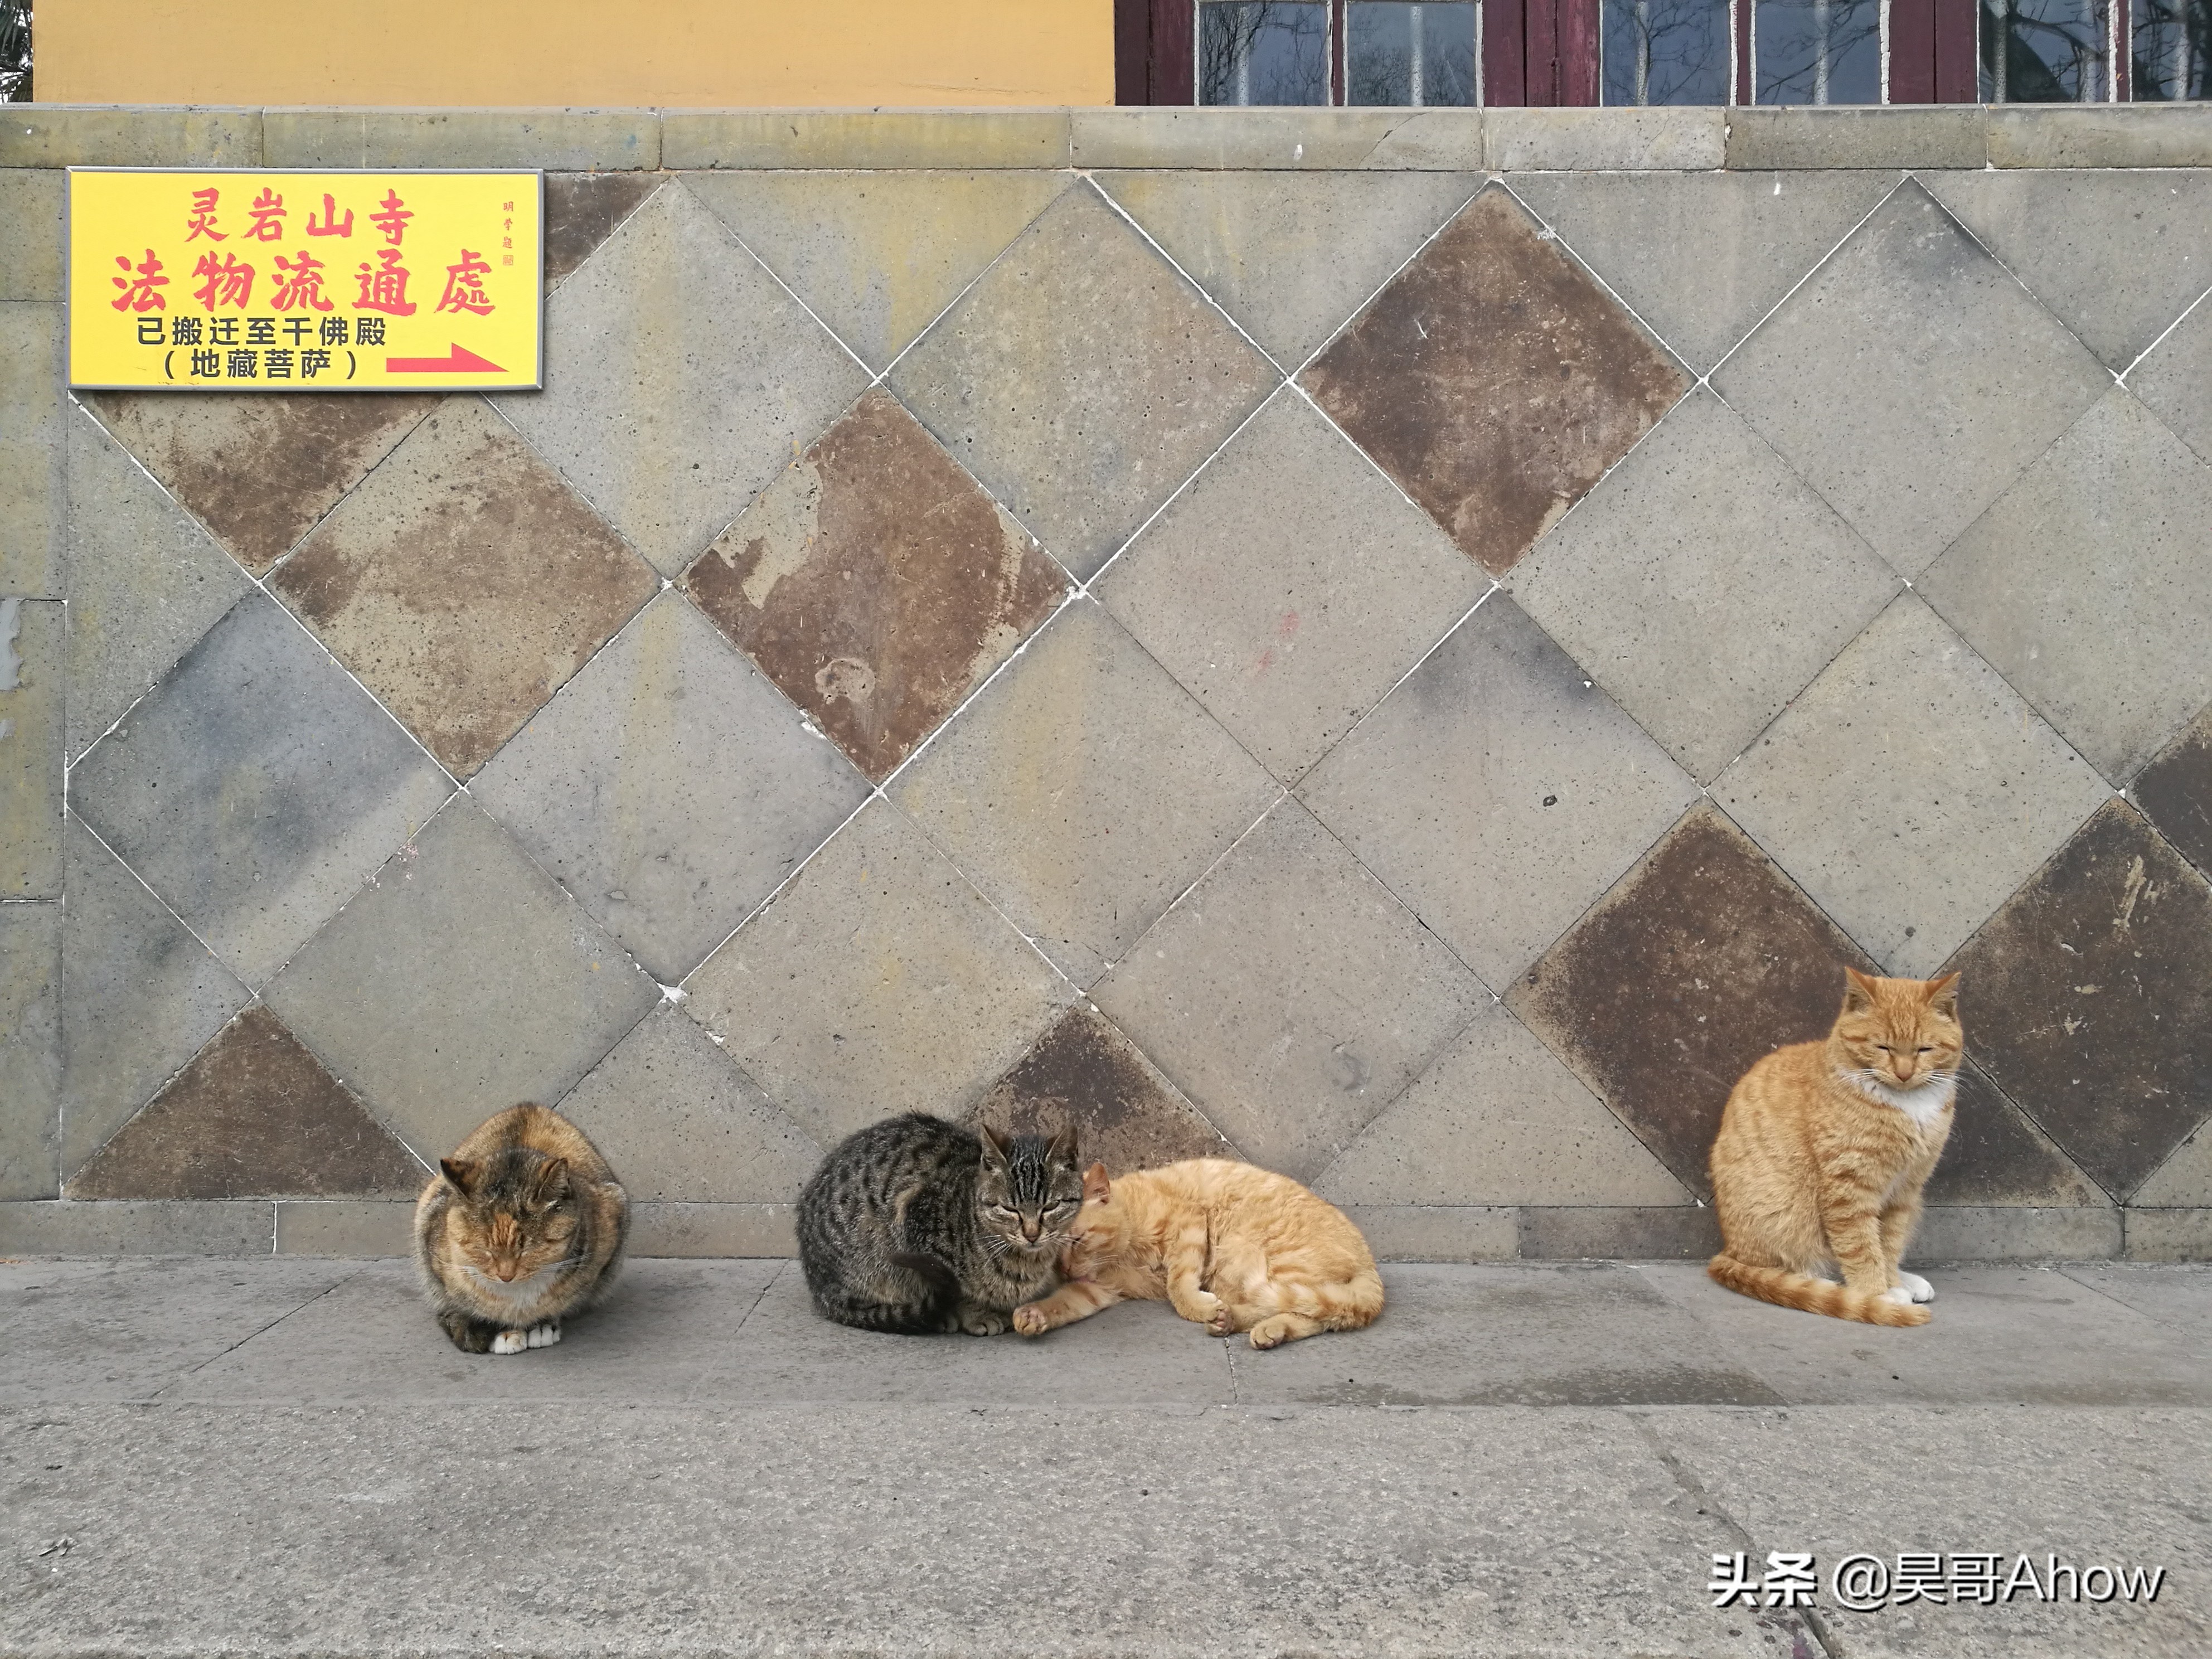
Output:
(1199, 1), (1331, 104)
(1755, 0), (1881, 102)
(1978, 0), (2111, 98)
(1602, 0), (1732, 103)
(1347, 3), (1480, 105)
(2133, 0), (2210, 98)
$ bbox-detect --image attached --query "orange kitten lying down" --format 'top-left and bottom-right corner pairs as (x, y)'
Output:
(1012, 1158), (1383, 1349)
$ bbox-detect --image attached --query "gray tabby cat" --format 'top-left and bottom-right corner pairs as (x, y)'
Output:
(797, 1112), (1081, 1335)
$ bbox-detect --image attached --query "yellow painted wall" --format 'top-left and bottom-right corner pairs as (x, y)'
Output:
(40, 0), (1115, 108)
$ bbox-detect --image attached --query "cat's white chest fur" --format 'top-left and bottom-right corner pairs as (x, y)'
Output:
(1844, 1071), (1957, 1128)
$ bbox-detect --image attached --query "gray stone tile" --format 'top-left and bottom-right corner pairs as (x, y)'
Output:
(260, 109), (660, 170)
(59, 817), (251, 1180)
(2135, 1118), (2212, 1207)
(889, 183), (1279, 579)
(889, 600), (1280, 988)
(629, 1202), (798, 1258)
(472, 593), (869, 983)
(0, 170), (63, 300)
(0, 1200), (274, 1259)
(1714, 180), (2112, 578)
(1519, 1206), (1721, 1259)
(494, 180), (870, 577)
(667, 110), (1073, 170)
(1725, 106), (1987, 169)
(0, 108), (260, 167)
(1299, 596), (1698, 991)
(2125, 1209), (2212, 1260)
(1068, 108), (1447, 170)
(683, 799), (1075, 1148)
(1507, 170), (1898, 373)
(1921, 169), (2212, 371)
(1510, 389), (1900, 784)
(2060, 1263), (2212, 1341)
(0, 901), (60, 1199)
(1713, 595), (2113, 976)
(1090, 798), (1486, 1183)
(698, 1264), (1236, 1406)
(0, 303), (66, 598)
(1987, 103), (2212, 168)
(1, 598), (62, 896)
(1317, 1000), (1689, 1208)
(1096, 170), (1480, 367)
(1337, 1205), (1519, 1262)
(1098, 390), (1488, 784)
(274, 1201), (413, 1257)
(0, 1257), (354, 1404)
(70, 594), (454, 988)
(1226, 1263), (1780, 1406)
(63, 405), (255, 758)
(555, 1005), (820, 1205)
(1913, 1206), (2122, 1260)
(261, 798), (659, 1163)
(2131, 288), (2212, 468)
(1641, 1262), (2200, 1405)
(542, 173), (664, 288)
(1922, 388), (2212, 785)
(1485, 108), (1725, 172)
(165, 1259), (779, 1404)
(685, 171), (1072, 371)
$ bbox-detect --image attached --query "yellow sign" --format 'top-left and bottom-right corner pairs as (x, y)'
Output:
(67, 169), (542, 391)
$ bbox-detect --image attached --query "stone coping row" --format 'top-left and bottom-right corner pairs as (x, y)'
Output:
(5, 103), (2212, 172)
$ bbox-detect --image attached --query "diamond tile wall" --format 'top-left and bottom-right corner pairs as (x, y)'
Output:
(12, 153), (2210, 1259)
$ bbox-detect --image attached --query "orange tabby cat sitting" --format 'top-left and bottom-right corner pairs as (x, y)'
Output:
(1709, 967), (1962, 1327)
(1012, 1158), (1383, 1349)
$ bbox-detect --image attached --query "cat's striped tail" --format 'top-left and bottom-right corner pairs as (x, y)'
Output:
(1708, 1254), (1929, 1327)
(1282, 1266), (1387, 1331)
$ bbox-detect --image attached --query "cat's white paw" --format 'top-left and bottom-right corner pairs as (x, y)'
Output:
(1879, 1286), (1915, 1308)
(525, 1321), (561, 1348)
(491, 1329), (527, 1355)
(1898, 1271), (1934, 1304)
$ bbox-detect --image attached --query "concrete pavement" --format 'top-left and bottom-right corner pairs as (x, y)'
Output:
(3, 1258), (2208, 1657)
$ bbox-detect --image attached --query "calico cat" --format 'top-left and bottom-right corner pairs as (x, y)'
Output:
(797, 1113), (1081, 1335)
(1013, 1158), (1384, 1349)
(413, 1103), (629, 1355)
(1707, 968), (1962, 1327)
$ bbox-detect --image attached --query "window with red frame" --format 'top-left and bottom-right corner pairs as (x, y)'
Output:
(1115, 0), (2208, 104)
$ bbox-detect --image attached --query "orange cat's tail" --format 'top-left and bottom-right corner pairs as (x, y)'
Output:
(1707, 1255), (1929, 1327)
(1279, 1266), (1386, 1331)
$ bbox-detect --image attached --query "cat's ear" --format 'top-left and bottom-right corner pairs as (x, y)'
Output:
(530, 1157), (571, 1207)
(1924, 972), (1961, 1016)
(979, 1123), (1012, 1167)
(439, 1157), (477, 1197)
(1082, 1162), (1111, 1204)
(1842, 966), (1881, 1012)
(1047, 1123), (1079, 1167)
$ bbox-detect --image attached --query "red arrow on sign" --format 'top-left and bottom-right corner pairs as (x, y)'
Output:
(386, 343), (506, 374)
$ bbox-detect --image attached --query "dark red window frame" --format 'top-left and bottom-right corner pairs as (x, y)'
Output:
(1118, 0), (1987, 105)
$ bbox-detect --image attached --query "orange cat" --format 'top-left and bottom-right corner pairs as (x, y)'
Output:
(1708, 968), (1961, 1327)
(1012, 1158), (1384, 1349)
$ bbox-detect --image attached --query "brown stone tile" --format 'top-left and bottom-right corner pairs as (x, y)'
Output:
(1923, 1061), (2107, 1208)
(683, 387), (1069, 782)
(270, 396), (656, 776)
(1944, 799), (2212, 1200)
(966, 1003), (1235, 1175)
(1507, 802), (1878, 1196)
(2133, 698), (2212, 880)
(84, 392), (440, 574)
(1301, 186), (1689, 576)
(544, 173), (664, 287)
(66, 1005), (422, 1200)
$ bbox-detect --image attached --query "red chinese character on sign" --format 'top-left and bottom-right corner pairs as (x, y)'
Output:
(353, 248), (417, 316)
(305, 192), (355, 237)
(191, 251), (255, 311)
(369, 190), (413, 245)
(435, 250), (494, 316)
(244, 187), (288, 242)
(184, 188), (226, 242)
(272, 250), (336, 313)
(109, 249), (169, 312)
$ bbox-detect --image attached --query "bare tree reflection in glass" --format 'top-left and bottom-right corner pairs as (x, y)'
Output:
(1602, 0), (1730, 103)
(2132, 0), (2210, 98)
(1979, 0), (2109, 97)
(1347, 3), (1480, 104)
(1755, 0), (1881, 101)
(1199, 1), (1331, 104)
